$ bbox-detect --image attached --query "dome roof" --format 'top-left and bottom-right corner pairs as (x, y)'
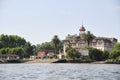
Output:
(79, 25), (86, 31)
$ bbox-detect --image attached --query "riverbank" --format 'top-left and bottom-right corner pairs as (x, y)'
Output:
(23, 59), (106, 64)
(1, 59), (119, 64)
(25, 59), (120, 64)
(23, 59), (59, 63)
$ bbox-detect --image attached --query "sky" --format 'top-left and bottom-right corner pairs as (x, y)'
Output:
(0, 0), (120, 45)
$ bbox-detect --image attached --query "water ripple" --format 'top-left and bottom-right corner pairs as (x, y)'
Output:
(0, 63), (120, 80)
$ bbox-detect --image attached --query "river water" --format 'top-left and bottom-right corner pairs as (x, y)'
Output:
(0, 63), (120, 80)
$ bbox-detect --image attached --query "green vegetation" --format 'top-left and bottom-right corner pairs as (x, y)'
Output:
(0, 34), (34, 58)
(106, 43), (120, 63)
(102, 50), (109, 60)
(109, 43), (120, 59)
(0, 34), (120, 64)
(65, 45), (93, 63)
(83, 31), (94, 46)
(66, 45), (81, 60)
(89, 48), (103, 61)
(52, 35), (62, 54)
(106, 56), (120, 64)
(64, 45), (113, 63)
(113, 43), (120, 50)
(109, 50), (120, 59)
(36, 35), (62, 54)
(36, 42), (54, 52)
(83, 46), (103, 61)
(48, 54), (57, 59)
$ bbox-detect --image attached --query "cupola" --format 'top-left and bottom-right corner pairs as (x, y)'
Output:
(79, 25), (86, 31)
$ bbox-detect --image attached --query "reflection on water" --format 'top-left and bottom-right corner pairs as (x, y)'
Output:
(0, 63), (120, 80)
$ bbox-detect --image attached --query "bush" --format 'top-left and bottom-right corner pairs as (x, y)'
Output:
(48, 54), (57, 59)
(89, 48), (103, 61)
(102, 50), (109, 60)
(66, 46), (81, 60)
(114, 43), (120, 50)
(109, 50), (120, 59)
(105, 56), (120, 64)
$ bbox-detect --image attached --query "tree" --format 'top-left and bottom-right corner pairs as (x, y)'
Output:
(0, 34), (26, 48)
(66, 46), (81, 60)
(109, 43), (120, 59)
(0, 48), (6, 54)
(36, 42), (54, 52)
(0, 34), (33, 58)
(84, 31), (94, 46)
(88, 48), (103, 61)
(52, 35), (61, 54)
(102, 50), (109, 60)
(114, 43), (120, 50)
(13, 47), (24, 58)
(110, 50), (120, 59)
(24, 42), (34, 57)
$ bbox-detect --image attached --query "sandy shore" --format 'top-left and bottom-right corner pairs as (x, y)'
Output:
(24, 59), (106, 64)
(91, 61), (106, 64)
(24, 59), (59, 63)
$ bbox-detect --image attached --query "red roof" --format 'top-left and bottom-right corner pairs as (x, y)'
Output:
(37, 51), (48, 57)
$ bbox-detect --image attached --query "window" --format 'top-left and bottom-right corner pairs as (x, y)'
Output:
(97, 40), (103, 45)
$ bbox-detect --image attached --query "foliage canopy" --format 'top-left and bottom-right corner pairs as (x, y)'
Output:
(0, 34), (34, 58)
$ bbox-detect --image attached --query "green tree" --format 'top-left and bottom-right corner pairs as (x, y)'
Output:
(88, 48), (103, 61)
(84, 31), (94, 46)
(52, 35), (61, 54)
(24, 42), (34, 57)
(0, 34), (26, 48)
(36, 42), (54, 52)
(114, 43), (120, 50)
(66, 46), (81, 60)
(109, 43), (120, 59)
(0, 48), (6, 54)
(0, 34), (33, 58)
(102, 50), (109, 60)
(110, 50), (120, 59)
(106, 43), (120, 63)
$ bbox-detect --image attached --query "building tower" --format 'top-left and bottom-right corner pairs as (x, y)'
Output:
(79, 25), (86, 39)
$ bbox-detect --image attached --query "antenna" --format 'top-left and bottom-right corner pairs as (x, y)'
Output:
(82, 19), (83, 25)
(82, 19), (84, 26)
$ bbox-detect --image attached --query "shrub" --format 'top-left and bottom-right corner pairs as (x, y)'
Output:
(102, 50), (109, 60)
(66, 46), (81, 60)
(109, 50), (120, 59)
(89, 48), (103, 61)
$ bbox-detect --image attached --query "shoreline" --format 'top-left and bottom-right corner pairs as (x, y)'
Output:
(24, 59), (59, 63)
(0, 59), (119, 64)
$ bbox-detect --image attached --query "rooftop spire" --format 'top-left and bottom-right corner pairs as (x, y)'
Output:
(79, 25), (86, 31)
(82, 19), (83, 26)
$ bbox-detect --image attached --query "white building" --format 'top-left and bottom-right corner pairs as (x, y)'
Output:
(63, 25), (117, 55)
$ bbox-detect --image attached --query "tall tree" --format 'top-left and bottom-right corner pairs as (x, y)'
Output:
(52, 35), (61, 54)
(0, 34), (33, 58)
(109, 43), (120, 59)
(36, 42), (54, 52)
(0, 34), (26, 48)
(84, 31), (94, 46)
(114, 43), (120, 50)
